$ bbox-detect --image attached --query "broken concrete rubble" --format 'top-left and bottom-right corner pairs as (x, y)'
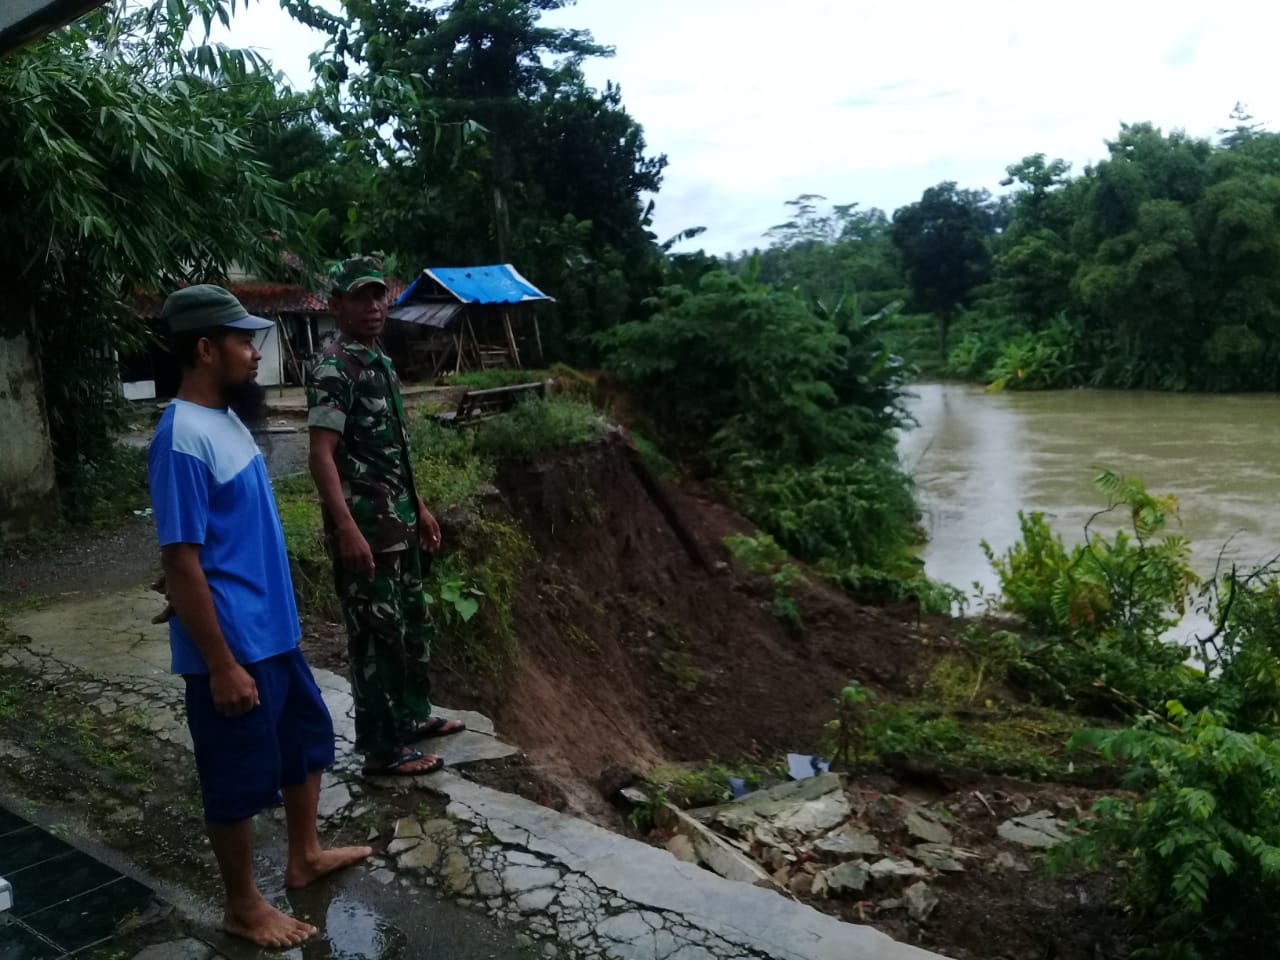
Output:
(869, 857), (929, 881)
(997, 810), (1071, 849)
(909, 844), (973, 873)
(903, 882), (939, 923)
(813, 825), (882, 859)
(689, 772), (851, 842)
(818, 859), (871, 895)
(904, 811), (953, 846)
(654, 801), (777, 887)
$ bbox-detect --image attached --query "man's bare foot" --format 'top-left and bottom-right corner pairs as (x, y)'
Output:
(224, 896), (316, 948)
(284, 845), (373, 888)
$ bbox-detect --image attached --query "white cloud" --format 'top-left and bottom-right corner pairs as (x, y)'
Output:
(223, 0), (1280, 254)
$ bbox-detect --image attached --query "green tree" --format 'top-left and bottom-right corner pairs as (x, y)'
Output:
(290, 0), (668, 359)
(0, 0), (301, 519)
(891, 181), (995, 355)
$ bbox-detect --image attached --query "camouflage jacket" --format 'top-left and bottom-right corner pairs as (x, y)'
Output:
(307, 335), (418, 553)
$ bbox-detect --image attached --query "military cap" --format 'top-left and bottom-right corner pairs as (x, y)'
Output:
(329, 255), (388, 293)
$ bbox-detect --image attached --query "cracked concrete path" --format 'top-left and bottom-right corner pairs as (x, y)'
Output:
(5, 587), (951, 960)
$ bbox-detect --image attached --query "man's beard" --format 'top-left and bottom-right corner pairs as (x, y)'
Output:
(225, 378), (267, 433)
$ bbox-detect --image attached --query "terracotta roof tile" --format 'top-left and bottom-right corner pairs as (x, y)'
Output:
(131, 278), (409, 321)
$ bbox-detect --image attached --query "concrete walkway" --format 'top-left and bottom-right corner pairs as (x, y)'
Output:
(4, 588), (951, 960)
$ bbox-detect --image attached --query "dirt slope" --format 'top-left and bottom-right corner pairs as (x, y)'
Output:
(463, 439), (946, 796)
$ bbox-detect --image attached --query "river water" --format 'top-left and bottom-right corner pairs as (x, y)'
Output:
(899, 383), (1280, 638)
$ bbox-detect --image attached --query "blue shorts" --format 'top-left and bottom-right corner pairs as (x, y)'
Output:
(184, 647), (336, 824)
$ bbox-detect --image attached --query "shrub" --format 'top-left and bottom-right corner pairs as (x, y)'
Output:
(472, 395), (607, 457)
(983, 472), (1201, 709)
(61, 443), (150, 528)
(443, 368), (552, 389)
(1051, 704), (1280, 959)
(722, 532), (802, 625)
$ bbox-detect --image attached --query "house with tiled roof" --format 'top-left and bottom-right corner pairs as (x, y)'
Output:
(121, 271), (409, 400)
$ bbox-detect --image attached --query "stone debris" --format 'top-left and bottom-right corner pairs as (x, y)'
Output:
(903, 881), (939, 923)
(655, 802), (777, 887)
(693, 772), (849, 840)
(998, 810), (1071, 849)
(818, 859), (871, 895)
(812, 825), (882, 859)
(904, 812), (953, 846)
(869, 857), (929, 881)
(910, 843), (974, 873)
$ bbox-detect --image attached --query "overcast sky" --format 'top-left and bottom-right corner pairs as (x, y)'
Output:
(222, 0), (1280, 255)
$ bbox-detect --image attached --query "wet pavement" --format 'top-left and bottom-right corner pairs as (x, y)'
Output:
(2, 588), (950, 960)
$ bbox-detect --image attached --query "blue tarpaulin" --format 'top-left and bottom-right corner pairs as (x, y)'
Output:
(396, 264), (553, 306)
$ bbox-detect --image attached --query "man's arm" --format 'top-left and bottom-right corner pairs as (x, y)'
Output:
(308, 428), (375, 578)
(161, 543), (259, 715)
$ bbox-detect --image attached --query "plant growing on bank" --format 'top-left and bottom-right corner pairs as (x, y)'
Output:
(473, 396), (608, 457)
(600, 270), (920, 583)
(982, 470), (1201, 709)
(722, 532), (802, 625)
(1051, 703), (1280, 959)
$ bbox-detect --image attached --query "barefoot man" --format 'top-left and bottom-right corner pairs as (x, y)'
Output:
(148, 285), (369, 948)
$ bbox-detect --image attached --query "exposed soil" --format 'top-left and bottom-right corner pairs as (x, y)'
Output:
(297, 438), (1130, 958)
(5, 436), (1130, 959)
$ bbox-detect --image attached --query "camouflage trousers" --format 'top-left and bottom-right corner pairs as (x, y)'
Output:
(332, 547), (434, 755)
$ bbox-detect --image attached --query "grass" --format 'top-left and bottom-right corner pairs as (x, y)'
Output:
(472, 395), (607, 457)
(442, 368), (553, 389)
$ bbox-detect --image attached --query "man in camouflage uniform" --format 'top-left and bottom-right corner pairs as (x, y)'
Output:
(307, 256), (464, 777)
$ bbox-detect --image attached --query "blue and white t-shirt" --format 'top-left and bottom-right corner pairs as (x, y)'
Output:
(148, 399), (301, 674)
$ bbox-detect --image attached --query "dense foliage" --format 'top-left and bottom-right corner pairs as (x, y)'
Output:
(600, 268), (922, 582)
(0, 0), (300, 518)
(981, 471), (1280, 957)
(728, 108), (1280, 391)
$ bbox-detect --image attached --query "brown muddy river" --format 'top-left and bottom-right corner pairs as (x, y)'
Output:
(899, 383), (1280, 638)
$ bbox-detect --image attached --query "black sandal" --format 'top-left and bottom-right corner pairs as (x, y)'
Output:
(401, 716), (467, 741)
(361, 748), (444, 777)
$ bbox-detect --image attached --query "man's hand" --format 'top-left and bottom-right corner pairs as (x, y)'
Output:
(210, 662), (259, 716)
(418, 501), (442, 554)
(336, 523), (376, 578)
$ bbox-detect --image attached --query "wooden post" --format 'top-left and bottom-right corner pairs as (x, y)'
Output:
(465, 314), (483, 370)
(503, 309), (522, 369)
(533, 312), (545, 365)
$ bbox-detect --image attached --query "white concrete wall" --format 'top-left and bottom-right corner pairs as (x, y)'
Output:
(120, 379), (156, 401)
(0, 330), (58, 534)
(257, 321), (283, 387)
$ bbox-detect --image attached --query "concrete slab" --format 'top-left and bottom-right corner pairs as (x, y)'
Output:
(437, 773), (952, 960)
(5, 586), (952, 960)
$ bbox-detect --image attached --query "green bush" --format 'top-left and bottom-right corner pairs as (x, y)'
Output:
(1194, 571), (1280, 732)
(472, 395), (607, 457)
(722, 532), (802, 625)
(1052, 704), (1280, 959)
(983, 472), (1202, 709)
(61, 443), (150, 528)
(408, 418), (494, 509)
(443, 368), (553, 389)
(985, 317), (1083, 390)
(730, 458), (917, 572)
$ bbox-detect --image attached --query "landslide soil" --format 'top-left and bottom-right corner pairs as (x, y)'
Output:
(3, 437), (1129, 959)
(301, 440), (1131, 960)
